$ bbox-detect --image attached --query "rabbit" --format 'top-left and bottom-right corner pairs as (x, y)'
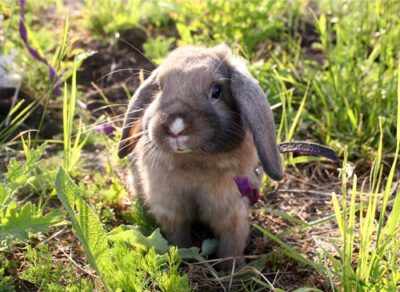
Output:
(118, 44), (283, 269)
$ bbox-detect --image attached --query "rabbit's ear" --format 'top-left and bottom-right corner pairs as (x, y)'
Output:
(230, 70), (283, 181)
(118, 69), (159, 159)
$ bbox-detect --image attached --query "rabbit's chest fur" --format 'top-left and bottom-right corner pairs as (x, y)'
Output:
(134, 132), (259, 221)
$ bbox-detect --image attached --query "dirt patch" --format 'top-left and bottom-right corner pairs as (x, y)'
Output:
(1, 27), (155, 142)
(0, 87), (63, 140)
(245, 163), (340, 290)
(76, 30), (155, 119)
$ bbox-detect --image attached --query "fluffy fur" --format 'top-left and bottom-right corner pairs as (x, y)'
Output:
(119, 45), (283, 269)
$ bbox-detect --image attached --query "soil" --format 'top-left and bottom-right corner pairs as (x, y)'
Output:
(0, 88), (63, 140)
(76, 29), (155, 119)
(0, 27), (154, 146)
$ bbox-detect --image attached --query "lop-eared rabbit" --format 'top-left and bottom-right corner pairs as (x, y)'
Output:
(118, 45), (283, 269)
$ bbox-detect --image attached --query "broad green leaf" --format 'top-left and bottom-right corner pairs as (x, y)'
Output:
(108, 227), (169, 254)
(0, 200), (64, 244)
(5, 144), (46, 187)
(146, 229), (169, 254)
(178, 247), (203, 261)
(245, 255), (269, 271)
(174, 239), (218, 262)
(236, 256), (270, 281)
(55, 167), (115, 282)
(200, 238), (218, 257)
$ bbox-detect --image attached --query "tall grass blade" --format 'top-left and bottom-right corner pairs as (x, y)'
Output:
(254, 224), (326, 274)
(286, 84), (308, 141)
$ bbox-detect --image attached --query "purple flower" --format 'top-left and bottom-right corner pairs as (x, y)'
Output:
(19, 0), (61, 96)
(95, 124), (116, 135)
(234, 176), (260, 205)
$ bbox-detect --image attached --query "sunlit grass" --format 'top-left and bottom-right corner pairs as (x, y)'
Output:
(257, 63), (400, 291)
(0, 0), (399, 291)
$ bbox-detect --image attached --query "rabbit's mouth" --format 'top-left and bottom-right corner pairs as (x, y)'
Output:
(164, 117), (192, 153)
(167, 135), (192, 153)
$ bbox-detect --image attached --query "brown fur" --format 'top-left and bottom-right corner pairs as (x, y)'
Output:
(119, 45), (283, 270)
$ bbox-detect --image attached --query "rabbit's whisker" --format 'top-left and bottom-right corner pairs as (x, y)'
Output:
(96, 68), (153, 82)
(117, 131), (146, 146)
(125, 72), (144, 83)
(90, 104), (129, 114)
(118, 38), (157, 68)
(213, 53), (230, 75)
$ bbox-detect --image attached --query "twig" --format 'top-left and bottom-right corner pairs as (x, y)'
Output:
(278, 188), (332, 197)
(228, 258), (235, 291)
(60, 249), (99, 279)
(42, 226), (68, 244)
(249, 267), (275, 290)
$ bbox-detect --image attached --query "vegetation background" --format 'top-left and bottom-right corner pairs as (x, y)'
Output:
(0, 0), (399, 291)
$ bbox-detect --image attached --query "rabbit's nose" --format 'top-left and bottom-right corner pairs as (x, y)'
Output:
(166, 117), (186, 137)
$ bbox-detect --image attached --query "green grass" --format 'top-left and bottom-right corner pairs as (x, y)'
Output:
(81, 0), (142, 38)
(55, 167), (191, 291)
(62, 58), (87, 173)
(307, 0), (400, 157)
(256, 63), (400, 290)
(1, 0), (400, 291)
(81, 0), (173, 39)
(0, 145), (65, 249)
(328, 64), (400, 291)
(20, 244), (94, 291)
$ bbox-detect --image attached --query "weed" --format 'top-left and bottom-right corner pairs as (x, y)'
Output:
(143, 36), (175, 65)
(81, 0), (142, 38)
(306, 0), (400, 156)
(173, 0), (298, 52)
(255, 63), (400, 290)
(62, 58), (88, 173)
(79, 171), (126, 204)
(140, 0), (175, 27)
(0, 3), (85, 152)
(55, 167), (191, 291)
(0, 256), (15, 292)
(326, 65), (400, 291)
(20, 244), (94, 291)
(122, 198), (158, 236)
(0, 145), (64, 249)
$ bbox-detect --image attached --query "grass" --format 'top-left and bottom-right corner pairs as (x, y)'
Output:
(55, 167), (190, 291)
(19, 244), (94, 291)
(308, 0), (400, 157)
(328, 65), (400, 291)
(81, 0), (142, 38)
(0, 0), (399, 291)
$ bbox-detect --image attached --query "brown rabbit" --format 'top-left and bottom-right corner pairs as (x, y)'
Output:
(118, 44), (283, 269)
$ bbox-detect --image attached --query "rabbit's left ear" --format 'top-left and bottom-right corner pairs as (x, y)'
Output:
(118, 69), (159, 158)
(229, 69), (283, 181)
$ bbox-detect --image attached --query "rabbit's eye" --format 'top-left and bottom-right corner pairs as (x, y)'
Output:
(210, 84), (222, 100)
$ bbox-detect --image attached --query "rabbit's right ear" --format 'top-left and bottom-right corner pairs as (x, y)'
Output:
(229, 70), (284, 181)
(118, 69), (159, 159)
